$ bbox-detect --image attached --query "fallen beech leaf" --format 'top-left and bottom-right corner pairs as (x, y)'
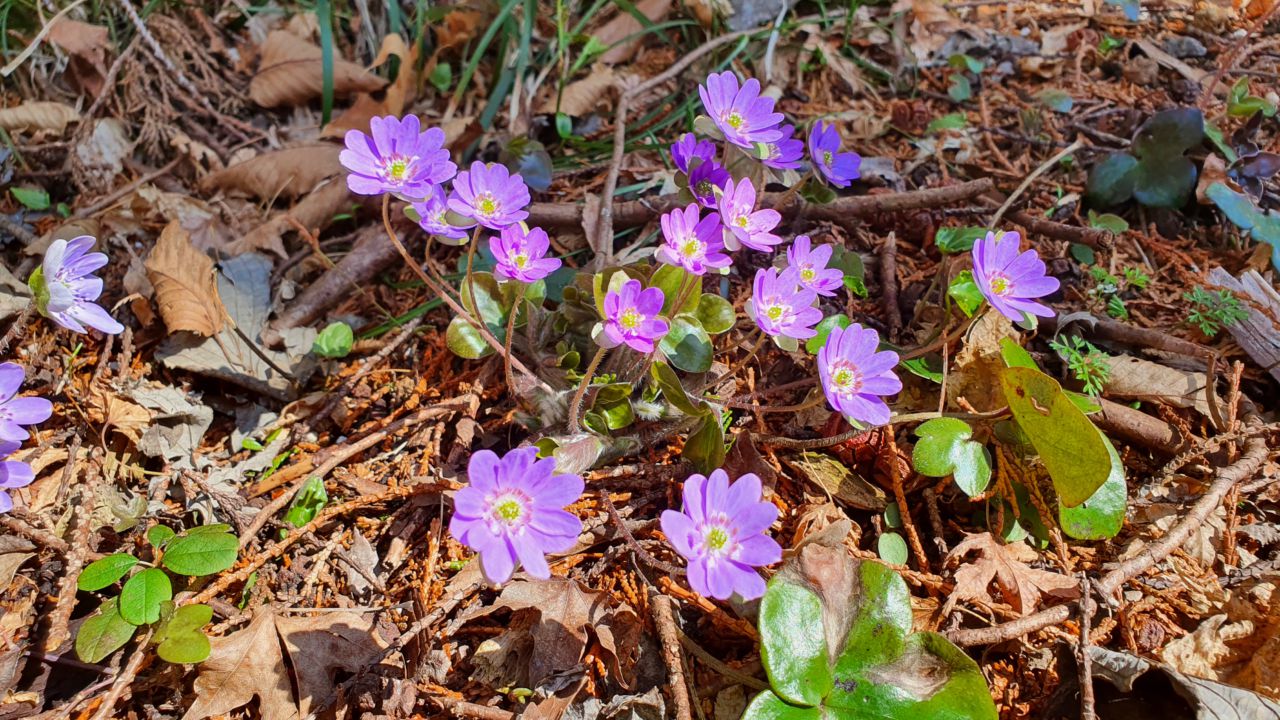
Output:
(0, 102), (79, 134)
(249, 30), (387, 108)
(182, 612), (295, 720)
(144, 221), (225, 337)
(323, 34), (417, 139)
(541, 65), (615, 116)
(132, 186), (231, 255)
(86, 388), (152, 444)
(46, 18), (111, 96)
(229, 178), (352, 258)
(274, 613), (387, 716)
(203, 145), (342, 201)
(595, 0), (672, 64)
(945, 532), (1079, 615)
(1100, 354), (1220, 419)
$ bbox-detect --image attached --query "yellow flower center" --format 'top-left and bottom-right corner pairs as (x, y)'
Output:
(989, 274), (1012, 296)
(385, 156), (411, 181)
(513, 253), (529, 268)
(725, 111), (744, 129)
(801, 267), (816, 283)
(822, 150), (833, 166)
(735, 215), (749, 228)
(477, 193), (498, 216)
(696, 179), (713, 196)
(620, 309), (641, 329)
(680, 239), (702, 258)
(705, 526), (729, 552)
(766, 305), (784, 321)
(494, 498), (523, 523)
(832, 365), (863, 393)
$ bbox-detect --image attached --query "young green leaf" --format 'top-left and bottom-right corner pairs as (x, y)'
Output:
(877, 532), (909, 564)
(78, 554), (139, 591)
(162, 531), (239, 576)
(147, 525), (177, 548)
(805, 314), (851, 354)
(759, 580), (834, 706)
(11, 186), (51, 210)
(934, 226), (987, 254)
(683, 412), (726, 474)
(313, 321), (354, 358)
(651, 362), (705, 417)
(694, 293), (735, 335)
(282, 476), (328, 531)
(912, 418), (992, 497)
(947, 271), (985, 317)
(119, 568), (173, 625)
(155, 604), (214, 664)
(926, 113), (967, 133)
(659, 317), (713, 373)
(75, 597), (138, 663)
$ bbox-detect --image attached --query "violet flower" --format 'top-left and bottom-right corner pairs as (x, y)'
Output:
(786, 235), (843, 297)
(0, 442), (34, 514)
(448, 161), (531, 230)
(747, 267), (822, 340)
(660, 469), (781, 600)
(600, 280), (669, 353)
(761, 124), (804, 171)
(671, 133), (716, 175)
(688, 159), (731, 209)
(656, 204), (731, 275)
(808, 121), (861, 188)
(0, 363), (51, 444)
(817, 323), (902, 427)
(410, 185), (469, 245)
(718, 178), (783, 252)
(29, 236), (124, 336)
(490, 225), (562, 283)
(971, 231), (1060, 322)
(449, 447), (584, 584)
(340, 115), (456, 198)
(698, 72), (785, 150)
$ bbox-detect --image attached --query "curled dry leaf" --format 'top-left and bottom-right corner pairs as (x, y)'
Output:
(0, 102), (79, 134)
(249, 30), (387, 108)
(323, 34), (416, 139)
(228, 177), (352, 258)
(203, 145), (341, 202)
(144, 221), (225, 337)
(944, 532), (1080, 616)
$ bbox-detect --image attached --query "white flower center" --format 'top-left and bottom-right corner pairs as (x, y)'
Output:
(829, 361), (864, 394)
(487, 491), (531, 531)
(477, 193), (499, 217)
(989, 273), (1013, 296)
(382, 154), (416, 182)
(680, 238), (702, 258)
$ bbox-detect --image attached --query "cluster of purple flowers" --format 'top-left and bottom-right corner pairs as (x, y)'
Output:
(0, 363), (52, 513)
(450, 444), (781, 601)
(341, 115), (559, 283)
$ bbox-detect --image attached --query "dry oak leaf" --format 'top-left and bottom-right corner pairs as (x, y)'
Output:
(250, 30), (387, 108)
(0, 102), (79, 134)
(203, 145), (342, 202)
(183, 610), (386, 720)
(945, 532), (1079, 616)
(144, 221), (225, 337)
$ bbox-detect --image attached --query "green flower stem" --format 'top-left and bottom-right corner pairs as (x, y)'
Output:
(567, 345), (608, 432)
(462, 224), (483, 325)
(503, 295), (521, 401)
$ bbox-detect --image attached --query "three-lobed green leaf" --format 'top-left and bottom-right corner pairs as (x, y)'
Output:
(912, 418), (992, 497)
(155, 603), (214, 664)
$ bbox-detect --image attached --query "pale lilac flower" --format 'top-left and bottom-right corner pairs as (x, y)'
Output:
(660, 469), (781, 600)
(410, 185), (469, 244)
(340, 115), (456, 198)
(29, 237), (124, 336)
(449, 447), (584, 584)
(698, 72), (785, 150)
(786, 235), (843, 297)
(808, 121), (861, 188)
(747, 267), (822, 340)
(688, 160), (731, 209)
(448, 162), (531, 230)
(671, 133), (716, 174)
(971, 231), (1060, 322)
(761, 124), (804, 170)
(818, 324), (902, 427)
(0, 441), (34, 514)
(656, 204), (731, 275)
(600, 280), (669, 353)
(490, 225), (561, 283)
(0, 363), (51, 444)
(718, 179), (782, 252)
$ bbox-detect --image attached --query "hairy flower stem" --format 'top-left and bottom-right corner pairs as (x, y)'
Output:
(567, 346), (607, 432)
(771, 169), (813, 216)
(503, 296), (520, 401)
(463, 225), (482, 317)
(379, 196), (546, 386)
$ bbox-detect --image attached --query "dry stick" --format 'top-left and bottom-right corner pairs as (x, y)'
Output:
(72, 157), (183, 220)
(651, 590), (695, 720)
(922, 487), (948, 557)
(0, 304), (33, 355)
(887, 432), (930, 570)
(0, 513), (69, 552)
(567, 346), (608, 432)
(600, 489), (685, 576)
(675, 626), (769, 691)
(1078, 574), (1096, 720)
(990, 138), (1084, 230)
(428, 695), (516, 720)
(44, 459), (101, 653)
(881, 233), (902, 341)
(948, 423), (1269, 647)
(87, 630), (153, 720)
(238, 398), (468, 546)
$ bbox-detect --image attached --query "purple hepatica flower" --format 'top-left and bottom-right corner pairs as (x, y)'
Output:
(698, 72), (785, 151)
(671, 133), (716, 175)
(600, 279), (669, 353)
(0, 363), (52, 444)
(718, 178), (782, 252)
(748, 267), (822, 340)
(449, 447), (584, 584)
(657, 204), (731, 275)
(30, 236), (124, 336)
(410, 185), (469, 245)
(972, 230), (1060, 322)
(808, 121), (862, 188)
(0, 441), (35, 514)
(490, 225), (562, 283)
(688, 159), (731, 209)
(761, 124), (804, 171)
(660, 469), (781, 600)
(786, 235), (844, 297)
(341, 115), (456, 198)
(818, 323), (902, 427)
(448, 161), (531, 230)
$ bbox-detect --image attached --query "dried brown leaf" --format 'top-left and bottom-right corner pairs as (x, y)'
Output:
(203, 145), (341, 201)
(144, 221), (225, 337)
(249, 30), (387, 108)
(541, 65), (615, 116)
(275, 613), (387, 716)
(183, 612), (296, 720)
(1100, 354), (1220, 419)
(228, 178), (352, 258)
(46, 18), (111, 95)
(595, 0), (672, 64)
(323, 34), (417, 139)
(945, 532), (1079, 615)
(0, 102), (79, 134)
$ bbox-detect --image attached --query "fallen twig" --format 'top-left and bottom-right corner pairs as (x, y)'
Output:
(650, 589), (694, 720)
